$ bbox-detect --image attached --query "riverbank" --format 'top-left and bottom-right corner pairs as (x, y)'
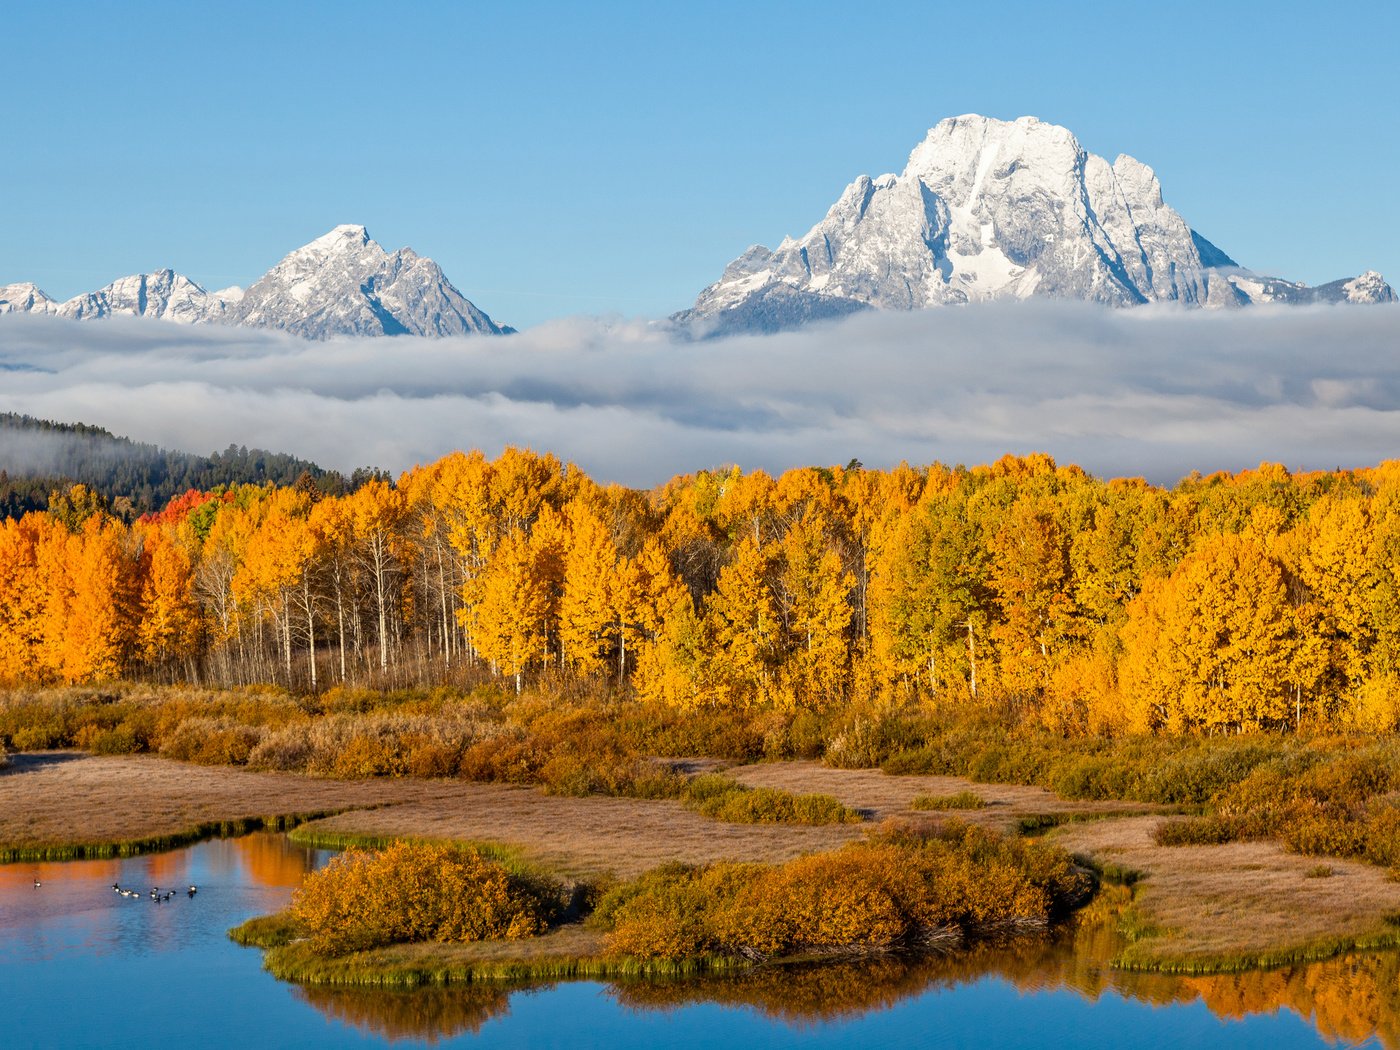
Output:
(6, 750), (1400, 974)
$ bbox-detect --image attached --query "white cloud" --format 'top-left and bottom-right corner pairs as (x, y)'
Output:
(2, 303), (1398, 487)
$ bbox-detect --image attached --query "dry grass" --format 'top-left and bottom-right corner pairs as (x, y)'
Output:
(1051, 815), (1400, 969)
(296, 787), (863, 879)
(0, 751), (866, 877)
(725, 761), (1163, 830)
(10, 750), (1400, 972)
(0, 752), (425, 855)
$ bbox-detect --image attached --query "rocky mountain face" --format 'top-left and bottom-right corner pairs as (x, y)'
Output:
(678, 114), (1395, 335)
(56, 269), (238, 323)
(1, 226), (509, 338)
(0, 283), (58, 315)
(233, 225), (509, 338)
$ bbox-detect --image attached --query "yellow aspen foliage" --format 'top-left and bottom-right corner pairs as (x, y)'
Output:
(468, 528), (551, 692)
(0, 514), (49, 683)
(137, 524), (203, 669)
(632, 585), (706, 709)
(1300, 496), (1379, 687)
(56, 516), (139, 683)
(714, 468), (776, 544)
(557, 501), (618, 675)
(776, 509), (853, 709)
(987, 499), (1078, 695)
(1120, 533), (1297, 732)
(702, 536), (778, 707)
(346, 479), (407, 673)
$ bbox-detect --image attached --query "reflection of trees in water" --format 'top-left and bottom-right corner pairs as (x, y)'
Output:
(226, 832), (322, 889)
(611, 956), (942, 1026)
(287, 916), (1400, 1048)
(1117, 955), (1400, 1050)
(294, 983), (516, 1044)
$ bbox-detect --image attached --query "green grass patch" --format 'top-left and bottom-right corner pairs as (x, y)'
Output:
(229, 911), (306, 948)
(1113, 926), (1400, 974)
(0, 810), (346, 864)
(910, 790), (985, 811)
(1152, 816), (1238, 847)
(256, 934), (748, 986)
(680, 774), (862, 826)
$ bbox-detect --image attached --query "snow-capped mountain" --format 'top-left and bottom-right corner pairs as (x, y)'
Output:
(233, 225), (509, 338)
(0, 283), (58, 315)
(0, 226), (509, 338)
(678, 114), (1395, 335)
(57, 269), (236, 324)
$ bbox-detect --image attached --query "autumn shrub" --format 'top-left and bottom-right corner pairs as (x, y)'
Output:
(910, 790), (985, 811)
(825, 709), (934, 770)
(1152, 816), (1239, 846)
(159, 717), (264, 765)
(1362, 805), (1400, 868)
(290, 841), (563, 956)
(680, 774), (861, 825)
(597, 820), (1090, 962)
(1278, 812), (1368, 859)
(246, 725), (316, 771)
(82, 724), (142, 755)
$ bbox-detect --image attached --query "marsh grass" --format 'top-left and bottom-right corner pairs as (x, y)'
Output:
(910, 790), (985, 811)
(0, 810), (343, 863)
(681, 774), (862, 826)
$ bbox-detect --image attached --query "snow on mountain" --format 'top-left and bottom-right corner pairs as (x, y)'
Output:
(0, 283), (58, 315)
(0, 226), (508, 339)
(57, 269), (234, 323)
(678, 114), (1395, 335)
(232, 224), (509, 339)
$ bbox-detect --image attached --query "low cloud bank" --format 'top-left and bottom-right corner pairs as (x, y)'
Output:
(1, 303), (1398, 487)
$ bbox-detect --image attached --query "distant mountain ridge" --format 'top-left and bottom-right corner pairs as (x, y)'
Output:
(677, 114), (1396, 335)
(0, 225), (510, 339)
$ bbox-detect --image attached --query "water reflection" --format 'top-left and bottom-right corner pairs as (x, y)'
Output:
(2, 833), (1396, 1049)
(283, 906), (1400, 1047)
(296, 984), (515, 1044)
(0, 831), (327, 963)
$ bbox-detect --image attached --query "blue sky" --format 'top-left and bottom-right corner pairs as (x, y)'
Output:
(5, 0), (1398, 329)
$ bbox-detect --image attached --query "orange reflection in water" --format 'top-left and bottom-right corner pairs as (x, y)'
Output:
(225, 831), (321, 890)
(288, 914), (1400, 1047)
(0, 857), (121, 890)
(295, 983), (514, 1045)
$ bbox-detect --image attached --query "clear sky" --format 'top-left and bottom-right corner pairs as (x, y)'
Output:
(5, 0), (1398, 329)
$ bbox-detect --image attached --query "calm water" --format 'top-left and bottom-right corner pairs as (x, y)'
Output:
(0, 833), (1391, 1049)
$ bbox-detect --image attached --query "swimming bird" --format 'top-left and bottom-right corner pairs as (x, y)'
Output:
(187, 885), (197, 897)
(112, 882), (120, 891)
(33, 878), (41, 888)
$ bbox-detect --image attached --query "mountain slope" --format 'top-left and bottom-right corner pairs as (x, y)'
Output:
(678, 114), (1395, 335)
(0, 283), (58, 315)
(232, 225), (510, 339)
(57, 269), (236, 323)
(0, 226), (509, 338)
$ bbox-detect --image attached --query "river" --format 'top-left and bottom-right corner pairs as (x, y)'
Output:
(0, 833), (1391, 1048)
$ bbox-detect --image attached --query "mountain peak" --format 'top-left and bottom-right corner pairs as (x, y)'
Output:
(0, 227), (509, 338)
(306, 224), (373, 250)
(233, 226), (508, 339)
(678, 114), (1393, 335)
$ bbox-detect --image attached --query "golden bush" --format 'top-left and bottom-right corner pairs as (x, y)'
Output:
(290, 841), (559, 956)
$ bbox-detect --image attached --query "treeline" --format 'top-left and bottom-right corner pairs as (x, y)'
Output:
(3, 447), (1400, 735)
(0, 413), (386, 520)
